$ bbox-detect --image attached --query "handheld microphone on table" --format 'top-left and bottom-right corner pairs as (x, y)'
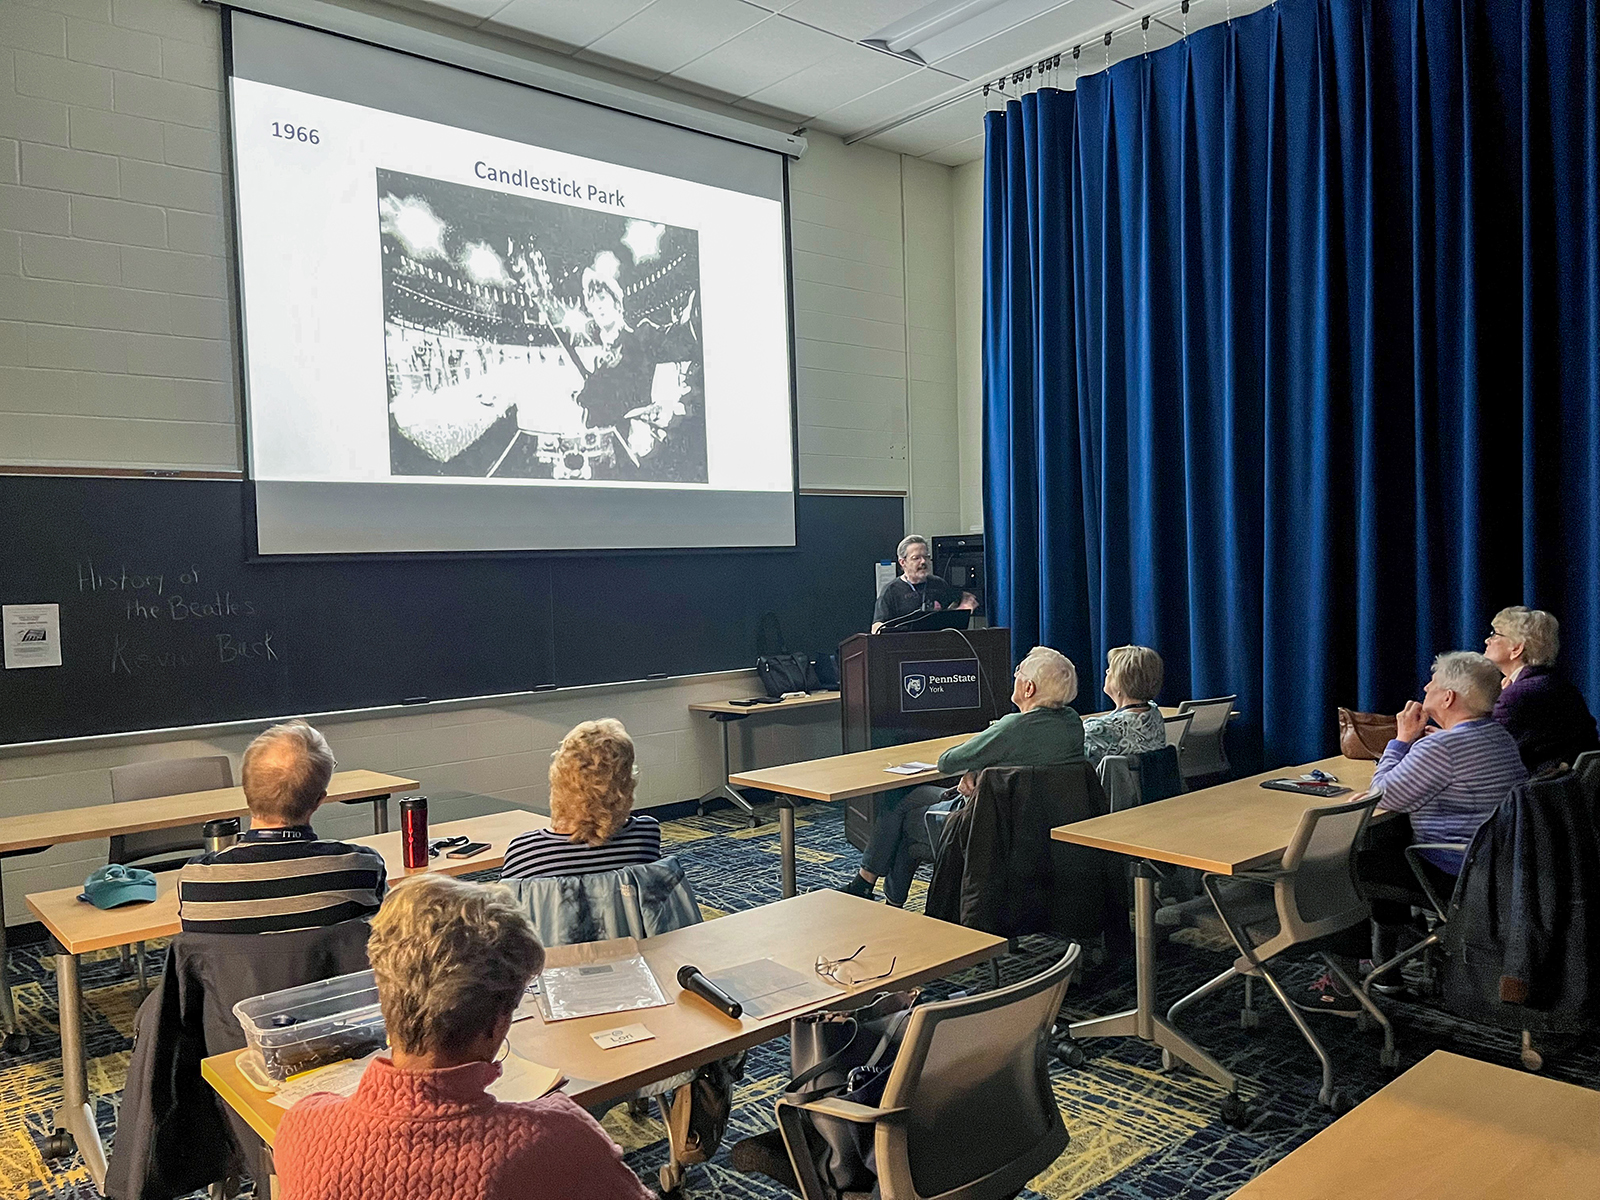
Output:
(677, 964), (743, 1019)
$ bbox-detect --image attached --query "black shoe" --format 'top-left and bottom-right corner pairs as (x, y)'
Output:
(1293, 971), (1361, 1014)
(730, 1129), (799, 1190)
(836, 873), (876, 900)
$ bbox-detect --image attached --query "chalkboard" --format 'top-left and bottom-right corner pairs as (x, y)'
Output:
(0, 477), (901, 745)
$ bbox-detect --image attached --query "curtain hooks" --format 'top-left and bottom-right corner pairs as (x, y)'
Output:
(1104, 28), (1113, 72)
(1072, 44), (1081, 88)
(1182, 0), (1189, 39)
(1142, 14), (1150, 57)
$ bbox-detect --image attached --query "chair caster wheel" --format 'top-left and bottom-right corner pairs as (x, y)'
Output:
(1056, 1042), (1086, 1068)
(43, 1130), (74, 1159)
(1521, 1046), (1544, 1072)
(1380, 1045), (1400, 1070)
(3, 1031), (30, 1054)
(1320, 1089), (1352, 1114)
(748, 815), (762, 829)
(1160, 1049), (1176, 1073)
(1220, 1095), (1249, 1126)
(1239, 1007), (1260, 1030)
(659, 1162), (684, 1193)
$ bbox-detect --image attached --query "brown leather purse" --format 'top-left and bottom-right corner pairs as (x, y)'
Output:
(1337, 707), (1397, 760)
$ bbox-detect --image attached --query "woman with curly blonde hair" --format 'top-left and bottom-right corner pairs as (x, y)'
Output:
(500, 719), (662, 879)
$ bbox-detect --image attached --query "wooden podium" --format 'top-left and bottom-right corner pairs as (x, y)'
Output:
(837, 626), (1012, 849)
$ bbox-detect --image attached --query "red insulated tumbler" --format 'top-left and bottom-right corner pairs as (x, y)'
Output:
(400, 796), (428, 870)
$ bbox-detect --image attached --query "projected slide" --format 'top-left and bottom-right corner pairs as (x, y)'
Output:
(225, 14), (795, 554)
(378, 171), (706, 484)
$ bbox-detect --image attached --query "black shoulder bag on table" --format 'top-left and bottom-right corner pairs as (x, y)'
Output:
(755, 612), (820, 698)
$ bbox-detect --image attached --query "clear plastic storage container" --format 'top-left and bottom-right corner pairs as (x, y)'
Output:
(232, 968), (387, 1086)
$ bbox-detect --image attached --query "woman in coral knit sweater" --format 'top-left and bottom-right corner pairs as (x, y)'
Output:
(275, 874), (652, 1200)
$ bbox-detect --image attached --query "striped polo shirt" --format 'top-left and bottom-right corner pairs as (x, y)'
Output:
(499, 814), (661, 880)
(177, 826), (387, 935)
(1372, 717), (1530, 872)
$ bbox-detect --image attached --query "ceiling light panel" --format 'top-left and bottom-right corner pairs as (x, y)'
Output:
(780, 0), (941, 42)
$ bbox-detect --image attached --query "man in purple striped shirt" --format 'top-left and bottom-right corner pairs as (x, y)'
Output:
(1303, 652), (1527, 1013)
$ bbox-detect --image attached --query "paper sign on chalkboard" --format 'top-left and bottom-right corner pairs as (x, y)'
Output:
(3, 604), (62, 670)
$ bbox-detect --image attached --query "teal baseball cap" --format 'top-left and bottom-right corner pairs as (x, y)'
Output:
(78, 864), (158, 909)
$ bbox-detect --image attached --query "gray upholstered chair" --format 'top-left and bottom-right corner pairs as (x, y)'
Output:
(775, 943), (1079, 1200)
(1166, 792), (1394, 1111)
(1175, 696), (1236, 782)
(109, 755), (234, 992)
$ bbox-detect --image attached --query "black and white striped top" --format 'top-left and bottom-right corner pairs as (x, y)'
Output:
(500, 814), (662, 880)
(176, 827), (387, 935)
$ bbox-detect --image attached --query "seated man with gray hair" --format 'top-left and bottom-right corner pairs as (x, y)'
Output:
(836, 646), (1086, 906)
(1484, 606), (1600, 772)
(1305, 652), (1528, 1011)
(177, 720), (387, 935)
(871, 534), (977, 633)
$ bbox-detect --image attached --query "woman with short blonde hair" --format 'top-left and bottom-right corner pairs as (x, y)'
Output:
(501, 719), (662, 880)
(1083, 645), (1168, 767)
(275, 875), (652, 1200)
(1485, 607), (1599, 771)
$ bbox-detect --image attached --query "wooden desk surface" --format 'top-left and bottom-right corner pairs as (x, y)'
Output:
(26, 808), (548, 955)
(728, 734), (974, 801)
(689, 691), (841, 717)
(1051, 756), (1378, 875)
(0, 770), (417, 856)
(203, 890), (1006, 1143)
(1231, 1050), (1600, 1198)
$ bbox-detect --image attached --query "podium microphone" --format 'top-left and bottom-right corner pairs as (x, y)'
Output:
(677, 964), (743, 1019)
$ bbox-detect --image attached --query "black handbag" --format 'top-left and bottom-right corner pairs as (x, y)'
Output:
(782, 990), (919, 1198)
(755, 613), (822, 698)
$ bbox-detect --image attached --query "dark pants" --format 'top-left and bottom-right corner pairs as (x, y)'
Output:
(1355, 818), (1460, 959)
(862, 784), (949, 905)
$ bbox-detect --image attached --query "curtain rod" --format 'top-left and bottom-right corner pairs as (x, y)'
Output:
(845, 0), (1242, 147)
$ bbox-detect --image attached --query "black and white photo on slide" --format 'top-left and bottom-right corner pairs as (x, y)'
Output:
(377, 168), (706, 483)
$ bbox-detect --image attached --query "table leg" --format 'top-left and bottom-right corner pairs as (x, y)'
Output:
(1067, 863), (1236, 1092)
(696, 716), (759, 827)
(0, 863), (26, 1054)
(372, 793), (389, 835)
(778, 798), (796, 899)
(47, 951), (108, 1189)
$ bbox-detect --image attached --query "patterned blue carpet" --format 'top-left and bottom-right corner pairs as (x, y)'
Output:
(7, 799), (1599, 1198)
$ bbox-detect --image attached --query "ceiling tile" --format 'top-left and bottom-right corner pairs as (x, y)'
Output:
(778, 0), (935, 42)
(930, 0), (1127, 79)
(922, 132), (986, 165)
(865, 89), (986, 155)
(581, 0), (769, 76)
(809, 67), (961, 136)
(670, 14), (847, 101)
(484, 0), (656, 50)
(743, 41), (920, 121)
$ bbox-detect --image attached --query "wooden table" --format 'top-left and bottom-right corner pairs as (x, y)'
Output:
(0, 768), (414, 1058)
(1231, 1050), (1600, 1198)
(202, 890), (1006, 1146)
(30, 805), (541, 1192)
(687, 691), (840, 826)
(729, 733), (973, 897)
(1053, 755), (1377, 1097)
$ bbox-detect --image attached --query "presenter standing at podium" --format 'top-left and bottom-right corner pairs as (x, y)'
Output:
(872, 535), (977, 633)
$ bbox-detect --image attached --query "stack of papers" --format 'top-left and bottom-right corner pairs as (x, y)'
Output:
(709, 959), (838, 1019)
(884, 761), (938, 775)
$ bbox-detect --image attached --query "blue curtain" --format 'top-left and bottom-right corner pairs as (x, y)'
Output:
(984, 0), (1600, 770)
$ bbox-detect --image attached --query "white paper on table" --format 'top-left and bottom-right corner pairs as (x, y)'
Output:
(486, 1047), (564, 1100)
(709, 958), (838, 1019)
(591, 1023), (655, 1049)
(3, 604), (61, 669)
(267, 1050), (382, 1109)
(884, 761), (937, 775)
(536, 937), (670, 1022)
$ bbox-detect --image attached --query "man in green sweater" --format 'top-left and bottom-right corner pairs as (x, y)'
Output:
(836, 645), (1087, 905)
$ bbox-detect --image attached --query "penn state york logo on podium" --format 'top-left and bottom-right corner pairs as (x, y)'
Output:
(899, 658), (980, 713)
